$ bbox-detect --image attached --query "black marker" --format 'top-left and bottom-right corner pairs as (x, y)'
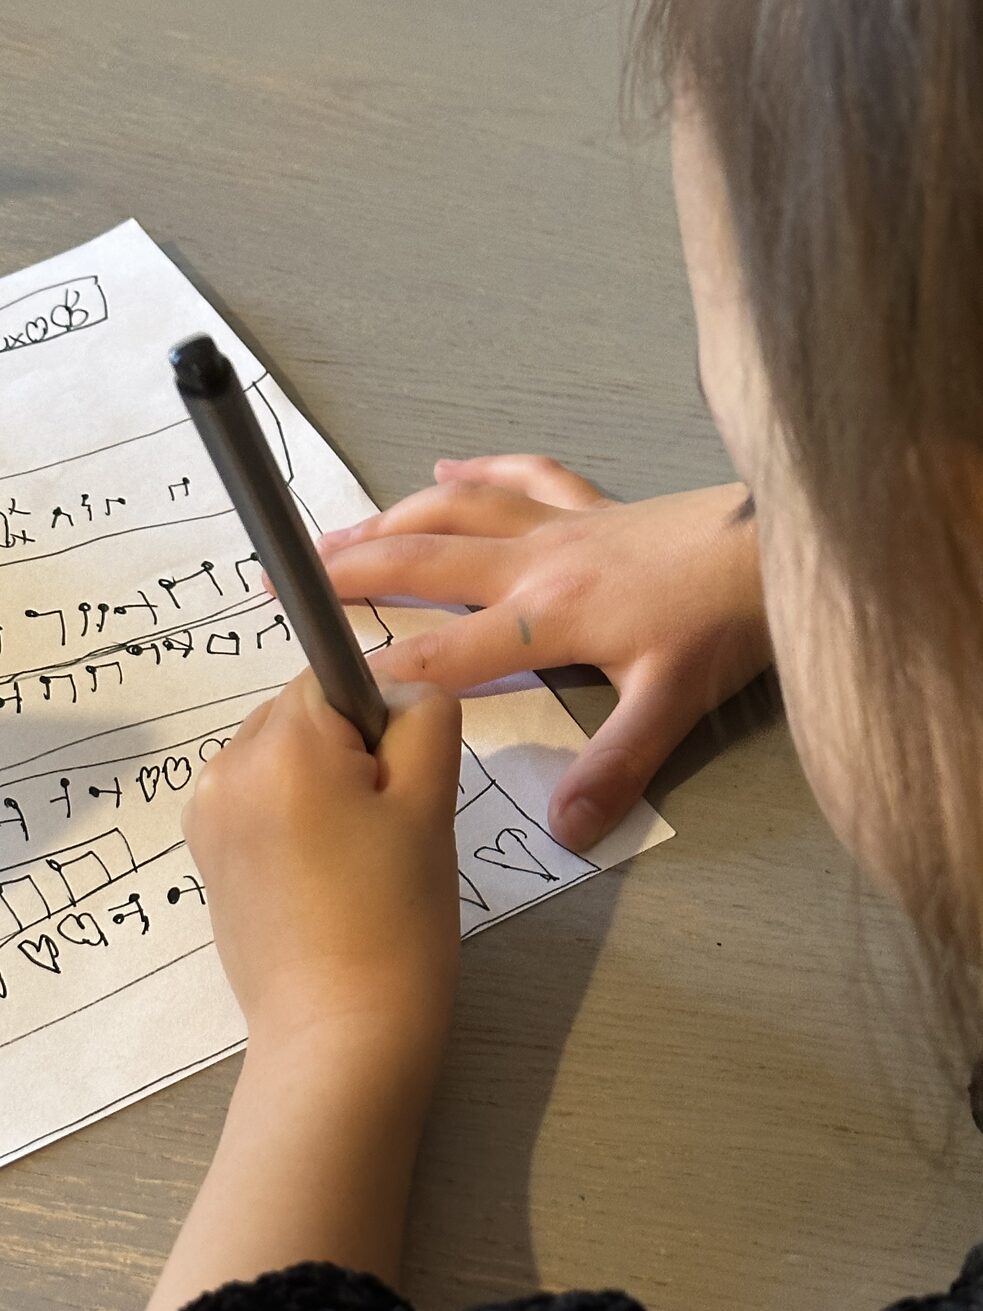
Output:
(170, 335), (388, 751)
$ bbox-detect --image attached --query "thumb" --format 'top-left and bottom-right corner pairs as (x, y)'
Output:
(374, 679), (462, 813)
(548, 666), (697, 851)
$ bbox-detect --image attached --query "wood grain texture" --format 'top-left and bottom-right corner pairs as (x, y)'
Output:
(0, 4), (978, 1309)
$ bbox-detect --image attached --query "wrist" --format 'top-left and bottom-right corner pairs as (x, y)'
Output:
(243, 970), (456, 1103)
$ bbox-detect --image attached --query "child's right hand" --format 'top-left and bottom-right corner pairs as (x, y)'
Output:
(182, 672), (462, 1055)
(317, 457), (770, 850)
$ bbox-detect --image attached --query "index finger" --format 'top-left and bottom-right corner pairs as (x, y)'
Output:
(368, 602), (564, 691)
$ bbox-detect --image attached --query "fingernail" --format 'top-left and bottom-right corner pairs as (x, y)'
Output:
(435, 458), (461, 471)
(560, 797), (606, 851)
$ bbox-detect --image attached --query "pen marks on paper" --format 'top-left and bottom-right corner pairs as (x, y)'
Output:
(0, 277), (108, 358)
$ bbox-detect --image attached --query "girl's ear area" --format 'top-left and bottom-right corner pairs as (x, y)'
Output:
(670, 97), (773, 494)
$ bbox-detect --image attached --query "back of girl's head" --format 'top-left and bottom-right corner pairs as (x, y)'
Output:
(629, 3), (983, 1043)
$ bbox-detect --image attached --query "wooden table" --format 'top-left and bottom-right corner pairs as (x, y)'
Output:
(1, 4), (979, 1308)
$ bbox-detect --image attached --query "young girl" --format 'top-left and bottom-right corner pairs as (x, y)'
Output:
(147, 3), (983, 1308)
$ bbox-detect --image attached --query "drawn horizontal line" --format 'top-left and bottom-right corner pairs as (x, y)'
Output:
(0, 593), (275, 688)
(0, 507), (238, 571)
(0, 683), (290, 775)
(1, 1035), (244, 1163)
(460, 868), (600, 938)
(0, 314), (104, 361)
(0, 370), (269, 482)
(0, 275), (98, 317)
(455, 779), (495, 816)
(0, 720), (245, 788)
(0, 931), (214, 1057)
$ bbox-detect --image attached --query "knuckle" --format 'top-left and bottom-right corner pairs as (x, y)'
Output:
(438, 479), (484, 511)
(403, 628), (446, 676)
(550, 567), (592, 610)
(192, 755), (226, 806)
(592, 742), (653, 790)
(380, 534), (434, 568)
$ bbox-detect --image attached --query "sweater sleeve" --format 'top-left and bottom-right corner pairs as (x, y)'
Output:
(179, 1262), (410, 1311)
(177, 1245), (983, 1311)
(179, 1266), (645, 1311)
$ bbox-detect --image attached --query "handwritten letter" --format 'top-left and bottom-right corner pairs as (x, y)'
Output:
(0, 222), (672, 1166)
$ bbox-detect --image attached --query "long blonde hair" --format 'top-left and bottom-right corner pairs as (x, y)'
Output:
(628, 1), (983, 1045)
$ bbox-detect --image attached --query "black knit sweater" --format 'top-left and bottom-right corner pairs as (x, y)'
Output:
(179, 1246), (983, 1311)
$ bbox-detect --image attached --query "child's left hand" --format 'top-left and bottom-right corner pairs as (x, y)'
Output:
(181, 671), (463, 1054)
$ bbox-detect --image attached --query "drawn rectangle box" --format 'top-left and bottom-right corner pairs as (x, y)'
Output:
(51, 850), (114, 900)
(0, 828), (135, 946)
(0, 877), (48, 938)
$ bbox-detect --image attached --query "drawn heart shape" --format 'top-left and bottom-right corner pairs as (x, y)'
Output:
(18, 934), (60, 974)
(57, 912), (107, 947)
(137, 764), (161, 802)
(163, 755), (192, 790)
(473, 827), (557, 882)
(25, 317), (48, 343)
(198, 736), (230, 763)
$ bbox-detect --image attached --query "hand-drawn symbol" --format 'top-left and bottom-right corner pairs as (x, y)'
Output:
(158, 561), (222, 609)
(458, 870), (489, 911)
(80, 493), (93, 522)
(162, 756), (192, 791)
(137, 765), (161, 803)
(125, 639), (162, 665)
(56, 912), (107, 948)
(46, 849), (113, 901)
(0, 500), (33, 551)
(198, 736), (230, 763)
(456, 740), (495, 813)
(235, 551), (261, 592)
(166, 874), (206, 907)
(113, 589), (158, 625)
(168, 477), (190, 501)
(256, 614), (290, 649)
(0, 970), (6, 1000)
(0, 526), (34, 548)
(88, 777), (122, 807)
(49, 285), (89, 331)
(473, 828), (560, 883)
(96, 602), (110, 633)
(104, 497), (126, 517)
(0, 276), (107, 356)
(162, 629), (193, 657)
(39, 673), (78, 704)
(108, 891), (149, 935)
(78, 601), (92, 637)
(17, 934), (60, 973)
(206, 631), (240, 656)
(84, 661), (124, 693)
(48, 777), (72, 819)
(0, 797), (29, 843)
(0, 682), (23, 714)
(25, 606), (67, 646)
(0, 829), (135, 947)
(50, 506), (74, 529)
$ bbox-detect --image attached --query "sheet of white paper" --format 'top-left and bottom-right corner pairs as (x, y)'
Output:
(0, 221), (673, 1166)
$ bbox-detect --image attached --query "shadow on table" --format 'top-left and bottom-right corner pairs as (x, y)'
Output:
(402, 672), (781, 1306)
